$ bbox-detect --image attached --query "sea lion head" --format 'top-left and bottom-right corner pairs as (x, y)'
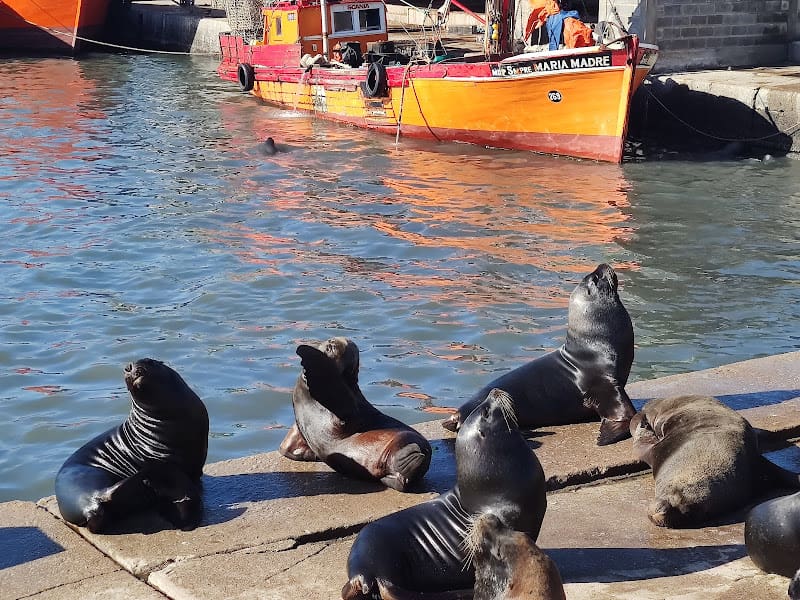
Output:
(456, 388), (546, 538)
(124, 358), (202, 414)
(567, 263), (626, 333)
(316, 337), (360, 386)
(464, 512), (511, 565)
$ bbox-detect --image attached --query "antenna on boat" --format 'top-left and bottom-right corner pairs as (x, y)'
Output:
(320, 0), (330, 58)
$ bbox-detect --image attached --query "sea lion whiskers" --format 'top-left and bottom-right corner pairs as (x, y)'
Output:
(490, 388), (518, 431)
(460, 512), (488, 570)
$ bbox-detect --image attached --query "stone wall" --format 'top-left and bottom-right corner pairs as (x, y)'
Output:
(600, 0), (798, 73)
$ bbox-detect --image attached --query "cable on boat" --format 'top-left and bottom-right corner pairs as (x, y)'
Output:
(395, 62), (414, 144)
(641, 78), (800, 143)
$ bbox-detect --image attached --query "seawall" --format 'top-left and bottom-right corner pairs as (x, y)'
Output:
(3, 351), (800, 599)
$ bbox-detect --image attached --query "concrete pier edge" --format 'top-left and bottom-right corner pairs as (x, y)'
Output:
(2, 350), (800, 599)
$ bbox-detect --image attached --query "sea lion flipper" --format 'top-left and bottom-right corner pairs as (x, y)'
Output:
(756, 454), (800, 490)
(141, 462), (203, 530)
(585, 376), (636, 445)
(377, 579), (473, 600)
(279, 422), (319, 461)
(297, 344), (359, 422)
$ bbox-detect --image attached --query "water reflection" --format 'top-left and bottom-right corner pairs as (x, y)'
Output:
(1, 55), (799, 503)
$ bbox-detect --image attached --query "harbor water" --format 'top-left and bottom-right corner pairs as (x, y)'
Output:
(1, 54), (799, 503)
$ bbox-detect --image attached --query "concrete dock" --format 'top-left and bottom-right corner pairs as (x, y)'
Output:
(3, 351), (800, 599)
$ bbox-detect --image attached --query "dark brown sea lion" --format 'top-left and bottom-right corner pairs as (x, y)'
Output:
(466, 512), (566, 600)
(745, 490), (800, 578)
(342, 388), (547, 599)
(442, 263), (635, 446)
(279, 337), (432, 491)
(55, 358), (209, 533)
(631, 394), (800, 528)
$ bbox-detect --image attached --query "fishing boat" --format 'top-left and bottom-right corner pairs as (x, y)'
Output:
(217, 0), (658, 162)
(0, 0), (111, 53)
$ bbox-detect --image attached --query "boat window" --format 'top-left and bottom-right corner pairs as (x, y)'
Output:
(358, 8), (381, 31)
(333, 10), (355, 32)
(274, 16), (282, 36)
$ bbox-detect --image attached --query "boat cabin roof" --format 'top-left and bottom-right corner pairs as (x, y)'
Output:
(266, 0), (383, 11)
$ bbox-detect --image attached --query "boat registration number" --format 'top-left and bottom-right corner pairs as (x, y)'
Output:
(492, 52), (612, 77)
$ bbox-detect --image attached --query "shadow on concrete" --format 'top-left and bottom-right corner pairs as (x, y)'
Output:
(631, 389), (800, 412)
(0, 526), (65, 568)
(550, 544), (747, 583)
(627, 78), (794, 160)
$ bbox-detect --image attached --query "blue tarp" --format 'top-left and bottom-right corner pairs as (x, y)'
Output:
(546, 10), (580, 50)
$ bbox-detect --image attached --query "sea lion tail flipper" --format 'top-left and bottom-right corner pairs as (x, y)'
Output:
(297, 344), (359, 422)
(382, 440), (432, 491)
(756, 454), (800, 490)
(376, 579), (473, 600)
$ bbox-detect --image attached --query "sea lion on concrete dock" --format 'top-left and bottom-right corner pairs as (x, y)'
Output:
(466, 512), (566, 600)
(631, 394), (800, 528)
(442, 263), (636, 446)
(55, 358), (208, 533)
(745, 490), (800, 578)
(280, 337), (431, 491)
(342, 388), (546, 599)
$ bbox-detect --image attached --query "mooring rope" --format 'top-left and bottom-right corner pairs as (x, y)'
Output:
(643, 79), (800, 143)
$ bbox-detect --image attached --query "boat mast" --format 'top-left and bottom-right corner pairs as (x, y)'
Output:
(484, 0), (514, 54)
(320, 0), (330, 57)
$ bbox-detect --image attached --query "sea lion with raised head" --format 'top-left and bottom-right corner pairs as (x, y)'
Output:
(342, 388), (547, 599)
(443, 263), (635, 446)
(279, 337), (431, 491)
(466, 512), (566, 600)
(631, 394), (800, 528)
(55, 358), (209, 533)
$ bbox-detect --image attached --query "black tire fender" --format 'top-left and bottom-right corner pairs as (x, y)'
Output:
(237, 63), (255, 92)
(364, 62), (388, 98)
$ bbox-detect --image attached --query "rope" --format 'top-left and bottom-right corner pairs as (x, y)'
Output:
(395, 62), (413, 144)
(3, 7), (196, 54)
(642, 79), (800, 142)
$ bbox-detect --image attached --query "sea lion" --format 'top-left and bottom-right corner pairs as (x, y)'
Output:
(442, 263), (635, 446)
(342, 388), (547, 599)
(745, 490), (800, 578)
(631, 394), (800, 528)
(256, 137), (279, 156)
(55, 358), (209, 533)
(279, 337), (432, 492)
(466, 512), (566, 600)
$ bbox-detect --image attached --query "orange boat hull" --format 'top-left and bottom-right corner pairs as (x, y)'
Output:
(0, 0), (110, 52)
(221, 38), (658, 162)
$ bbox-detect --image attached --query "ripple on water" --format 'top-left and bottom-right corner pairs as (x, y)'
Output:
(0, 54), (799, 501)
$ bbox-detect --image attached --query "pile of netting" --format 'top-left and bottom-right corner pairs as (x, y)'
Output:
(224, 0), (265, 41)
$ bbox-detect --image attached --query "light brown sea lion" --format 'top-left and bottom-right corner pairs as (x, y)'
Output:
(631, 394), (800, 528)
(466, 512), (566, 600)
